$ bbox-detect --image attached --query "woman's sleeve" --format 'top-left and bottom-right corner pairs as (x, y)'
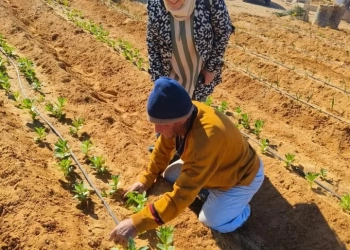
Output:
(146, 1), (164, 81)
(205, 0), (233, 73)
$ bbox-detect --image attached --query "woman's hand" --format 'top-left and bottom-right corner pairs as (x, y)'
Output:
(201, 70), (215, 85)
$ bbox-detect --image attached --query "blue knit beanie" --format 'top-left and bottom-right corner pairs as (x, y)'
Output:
(147, 77), (193, 125)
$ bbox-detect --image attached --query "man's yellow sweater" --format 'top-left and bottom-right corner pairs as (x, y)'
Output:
(131, 102), (260, 233)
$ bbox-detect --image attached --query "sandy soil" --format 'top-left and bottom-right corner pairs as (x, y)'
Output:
(0, 0), (349, 249)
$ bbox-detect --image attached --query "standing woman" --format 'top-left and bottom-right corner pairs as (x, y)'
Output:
(147, 0), (234, 101)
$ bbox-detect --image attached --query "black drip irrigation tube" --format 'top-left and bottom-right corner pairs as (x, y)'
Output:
(223, 59), (350, 126)
(1, 48), (119, 225)
(240, 130), (342, 200)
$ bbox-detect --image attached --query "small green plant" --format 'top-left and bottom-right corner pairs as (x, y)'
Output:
(45, 97), (67, 119)
(204, 96), (213, 106)
(12, 91), (20, 102)
(0, 71), (10, 94)
(111, 237), (149, 250)
(156, 225), (175, 250)
(89, 155), (107, 173)
(136, 57), (144, 70)
(216, 101), (228, 113)
(0, 80), (11, 94)
(0, 57), (7, 71)
(73, 181), (89, 203)
(81, 139), (93, 157)
(0, 34), (15, 56)
(260, 138), (269, 154)
(235, 106), (242, 115)
(57, 158), (74, 177)
(69, 117), (84, 136)
(240, 113), (250, 129)
(108, 175), (120, 196)
(274, 6), (305, 20)
(284, 153), (295, 168)
(20, 98), (38, 121)
(54, 138), (71, 159)
(126, 191), (148, 213)
(18, 57), (33, 71)
(319, 168), (328, 180)
(32, 78), (42, 91)
(253, 119), (264, 137)
(340, 194), (350, 212)
(34, 127), (47, 142)
(305, 172), (320, 189)
(37, 94), (45, 103)
(58, 0), (69, 6)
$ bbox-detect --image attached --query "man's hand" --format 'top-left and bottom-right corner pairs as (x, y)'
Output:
(124, 182), (147, 198)
(108, 218), (138, 247)
(201, 70), (215, 85)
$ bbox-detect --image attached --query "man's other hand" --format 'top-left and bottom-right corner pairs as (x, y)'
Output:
(108, 218), (138, 247)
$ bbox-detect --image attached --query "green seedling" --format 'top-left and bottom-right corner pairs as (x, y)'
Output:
(0, 57), (7, 71)
(253, 119), (264, 137)
(260, 138), (269, 154)
(136, 57), (144, 70)
(45, 97), (67, 119)
(18, 57), (34, 72)
(54, 138), (71, 159)
(156, 225), (175, 250)
(204, 96), (213, 106)
(32, 78), (42, 91)
(111, 237), (149, 250)
(34, 127), (47, 142)
(37, 94), (45, 103)
(240, 113), (250, 129)
(89, 155), (107, 173)
(81, 139), (93, 157)
(319, 168), (328, 180)
(305, 172), (320, 189)
(216, 101), (228, 113)
(284, 153), (295, 168)
(69, 117), (84, 136)
(12, 91), (20, 102)
(108, 175), (121, 196)
(0, 80), (11, 94)
(57, 158), (74, 177)
(126, 191), (148, 213)
(0, 35), (15, 56)
(20, 98), (35, 109)
(340, 194), (350, 212)
(235, 106), (242, 115)
(20, 98), (38, 121)
(58, 0), (69, 6)
(73, 181), (89, 203)
(0, 71), (10, 92)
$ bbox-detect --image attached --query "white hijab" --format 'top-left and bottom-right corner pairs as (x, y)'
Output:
(164, 0), (196, 21)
